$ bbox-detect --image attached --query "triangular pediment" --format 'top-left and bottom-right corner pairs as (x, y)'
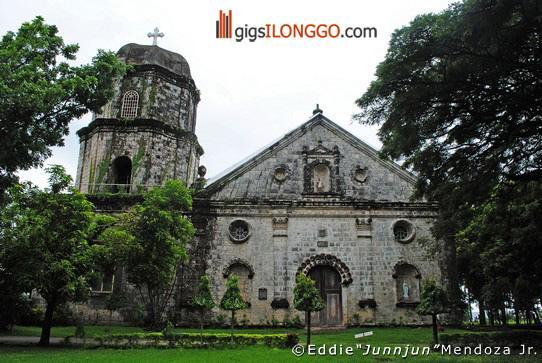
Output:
(201, 113), (417, 202)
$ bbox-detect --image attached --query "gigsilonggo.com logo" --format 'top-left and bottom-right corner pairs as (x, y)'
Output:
(215, 10), (377, 42)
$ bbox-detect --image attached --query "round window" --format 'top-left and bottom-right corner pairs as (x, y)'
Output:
(274, 167), (288, 182)
(353, 167), (368, 183)
(229, 220), (251, 243)
(393, 220), (415, 243)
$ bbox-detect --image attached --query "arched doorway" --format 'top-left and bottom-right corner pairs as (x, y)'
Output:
(111, 156), (131, 192)
(309, 266), (342, 326)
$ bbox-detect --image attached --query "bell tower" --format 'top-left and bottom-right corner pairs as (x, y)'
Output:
(75, 37), (203, 194)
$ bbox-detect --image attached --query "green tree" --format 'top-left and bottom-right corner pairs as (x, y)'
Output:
(417, 279), (449, 344)
(355, 0), (541, 316)
(293, 273), (325, 346)
(193, 275), (216, 341)
(122, 180), (194, 330)
(457, 181), (542, 325)
(219, 274), (248, 343)
(0, 165), (96, 345)
(104, 290), (127, 326)
(0, 16), (126, 196)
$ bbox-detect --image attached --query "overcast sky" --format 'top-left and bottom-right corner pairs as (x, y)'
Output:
(1, 0), (453, 187)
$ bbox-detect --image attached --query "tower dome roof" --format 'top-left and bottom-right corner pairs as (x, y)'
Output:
(117, 43), (191, 78)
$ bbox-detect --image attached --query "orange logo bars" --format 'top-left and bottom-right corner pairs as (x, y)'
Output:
(216, 10), (233, 39)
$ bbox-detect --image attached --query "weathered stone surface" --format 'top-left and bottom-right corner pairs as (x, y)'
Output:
(73, 43), (452, 327)
(190, 115), (445, 326)
(75, 43), (202, 194)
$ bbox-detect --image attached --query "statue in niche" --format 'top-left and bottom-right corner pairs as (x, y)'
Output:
(316, 177), (324, 192)
(402, 281), (409, 301)
(313, 164), (330, 193)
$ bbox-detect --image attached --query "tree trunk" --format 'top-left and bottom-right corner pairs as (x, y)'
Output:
(515, 307), (520, 325)
(432, 314), (438, 344)
(501, 306), (507, 326)
(306, 312), (311, 346)
(230, 310), (235, 345)
(200, 308), (204, 343)
(39, 300), (56, 346)
(478, 300), (487, 325)
(467, 298), (473, 322)
(533, 308), (541, 325)
(489, 309), (494, 326)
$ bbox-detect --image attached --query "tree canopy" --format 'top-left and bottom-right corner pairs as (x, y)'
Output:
(293, 273), (325, 345)
(0, 16), (126, 194)
(113, 180), (195, 329)
(0, 165), (96, 344)
(417, 279), (449, 343)
(355, 0), (542, 324)
(220, 273), (248, 342)
(219, 274), (248, 312)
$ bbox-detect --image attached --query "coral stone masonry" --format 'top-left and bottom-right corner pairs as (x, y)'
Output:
(75, 43), (452, 327)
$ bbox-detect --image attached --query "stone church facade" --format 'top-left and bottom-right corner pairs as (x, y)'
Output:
(75, 43), (448, 326)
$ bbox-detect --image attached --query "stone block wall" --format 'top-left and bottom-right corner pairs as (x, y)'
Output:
(95, 67), (198, 132)
(195, 202), (441, 326)
(76, 125), (200, 193)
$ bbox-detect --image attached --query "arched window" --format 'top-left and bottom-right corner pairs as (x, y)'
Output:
(228, 264), (252, 303)
(111, 156), (132, 193)
(120, 90), (139, 119)
(313, 163), (331, 192)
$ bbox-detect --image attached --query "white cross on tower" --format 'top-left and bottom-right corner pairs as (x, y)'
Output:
(147, 27), (164, 46)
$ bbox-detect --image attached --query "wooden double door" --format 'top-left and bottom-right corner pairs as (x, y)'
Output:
(309, 266), (343, 326)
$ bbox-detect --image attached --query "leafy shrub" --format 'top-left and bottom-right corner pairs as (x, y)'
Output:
(162, 321), (174, 338)
(74, 324), (86, 343)
(282, 317), (292, 328)
(121, 303), (145, 326)
(215, 314), (226, 327)
(286, 333), (300, 348)
(94, 332), (298, 349)
(351, 313), (360, 326)
(440, 331), (542, 349)
(0, 292), (34, 330)
(18, 304), (44, 326)
(52, 304), (75, 326)
(240, 314), (249, 327)
(291, 315), (303, 328)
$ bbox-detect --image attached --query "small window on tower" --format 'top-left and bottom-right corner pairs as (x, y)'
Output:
(121, 90), (139, 119)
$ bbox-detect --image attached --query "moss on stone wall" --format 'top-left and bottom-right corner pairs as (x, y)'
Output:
(88, 161), (96, 193)
(96, 159), (110, 185)
(131, 137), (146, 177)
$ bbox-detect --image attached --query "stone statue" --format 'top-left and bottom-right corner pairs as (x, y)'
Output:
(402, 281), (409, 300)
(316, 177), (324, 192)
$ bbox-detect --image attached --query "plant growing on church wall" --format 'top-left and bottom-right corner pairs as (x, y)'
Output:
(130, 138), (146, 178)
(220, 274), (248, 344)
(293, 273), (325, 346)
(0, 165), (98, 345)
(96, 159), (110, 186)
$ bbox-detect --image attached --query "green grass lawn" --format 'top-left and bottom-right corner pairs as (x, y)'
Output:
(1, 326), (540, 362)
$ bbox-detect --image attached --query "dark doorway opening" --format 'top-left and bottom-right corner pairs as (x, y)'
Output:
(111, 156), (131, 193)
(308, 266), (343, 326)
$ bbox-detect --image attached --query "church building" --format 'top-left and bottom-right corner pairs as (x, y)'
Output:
(75, 41), (450, 327)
